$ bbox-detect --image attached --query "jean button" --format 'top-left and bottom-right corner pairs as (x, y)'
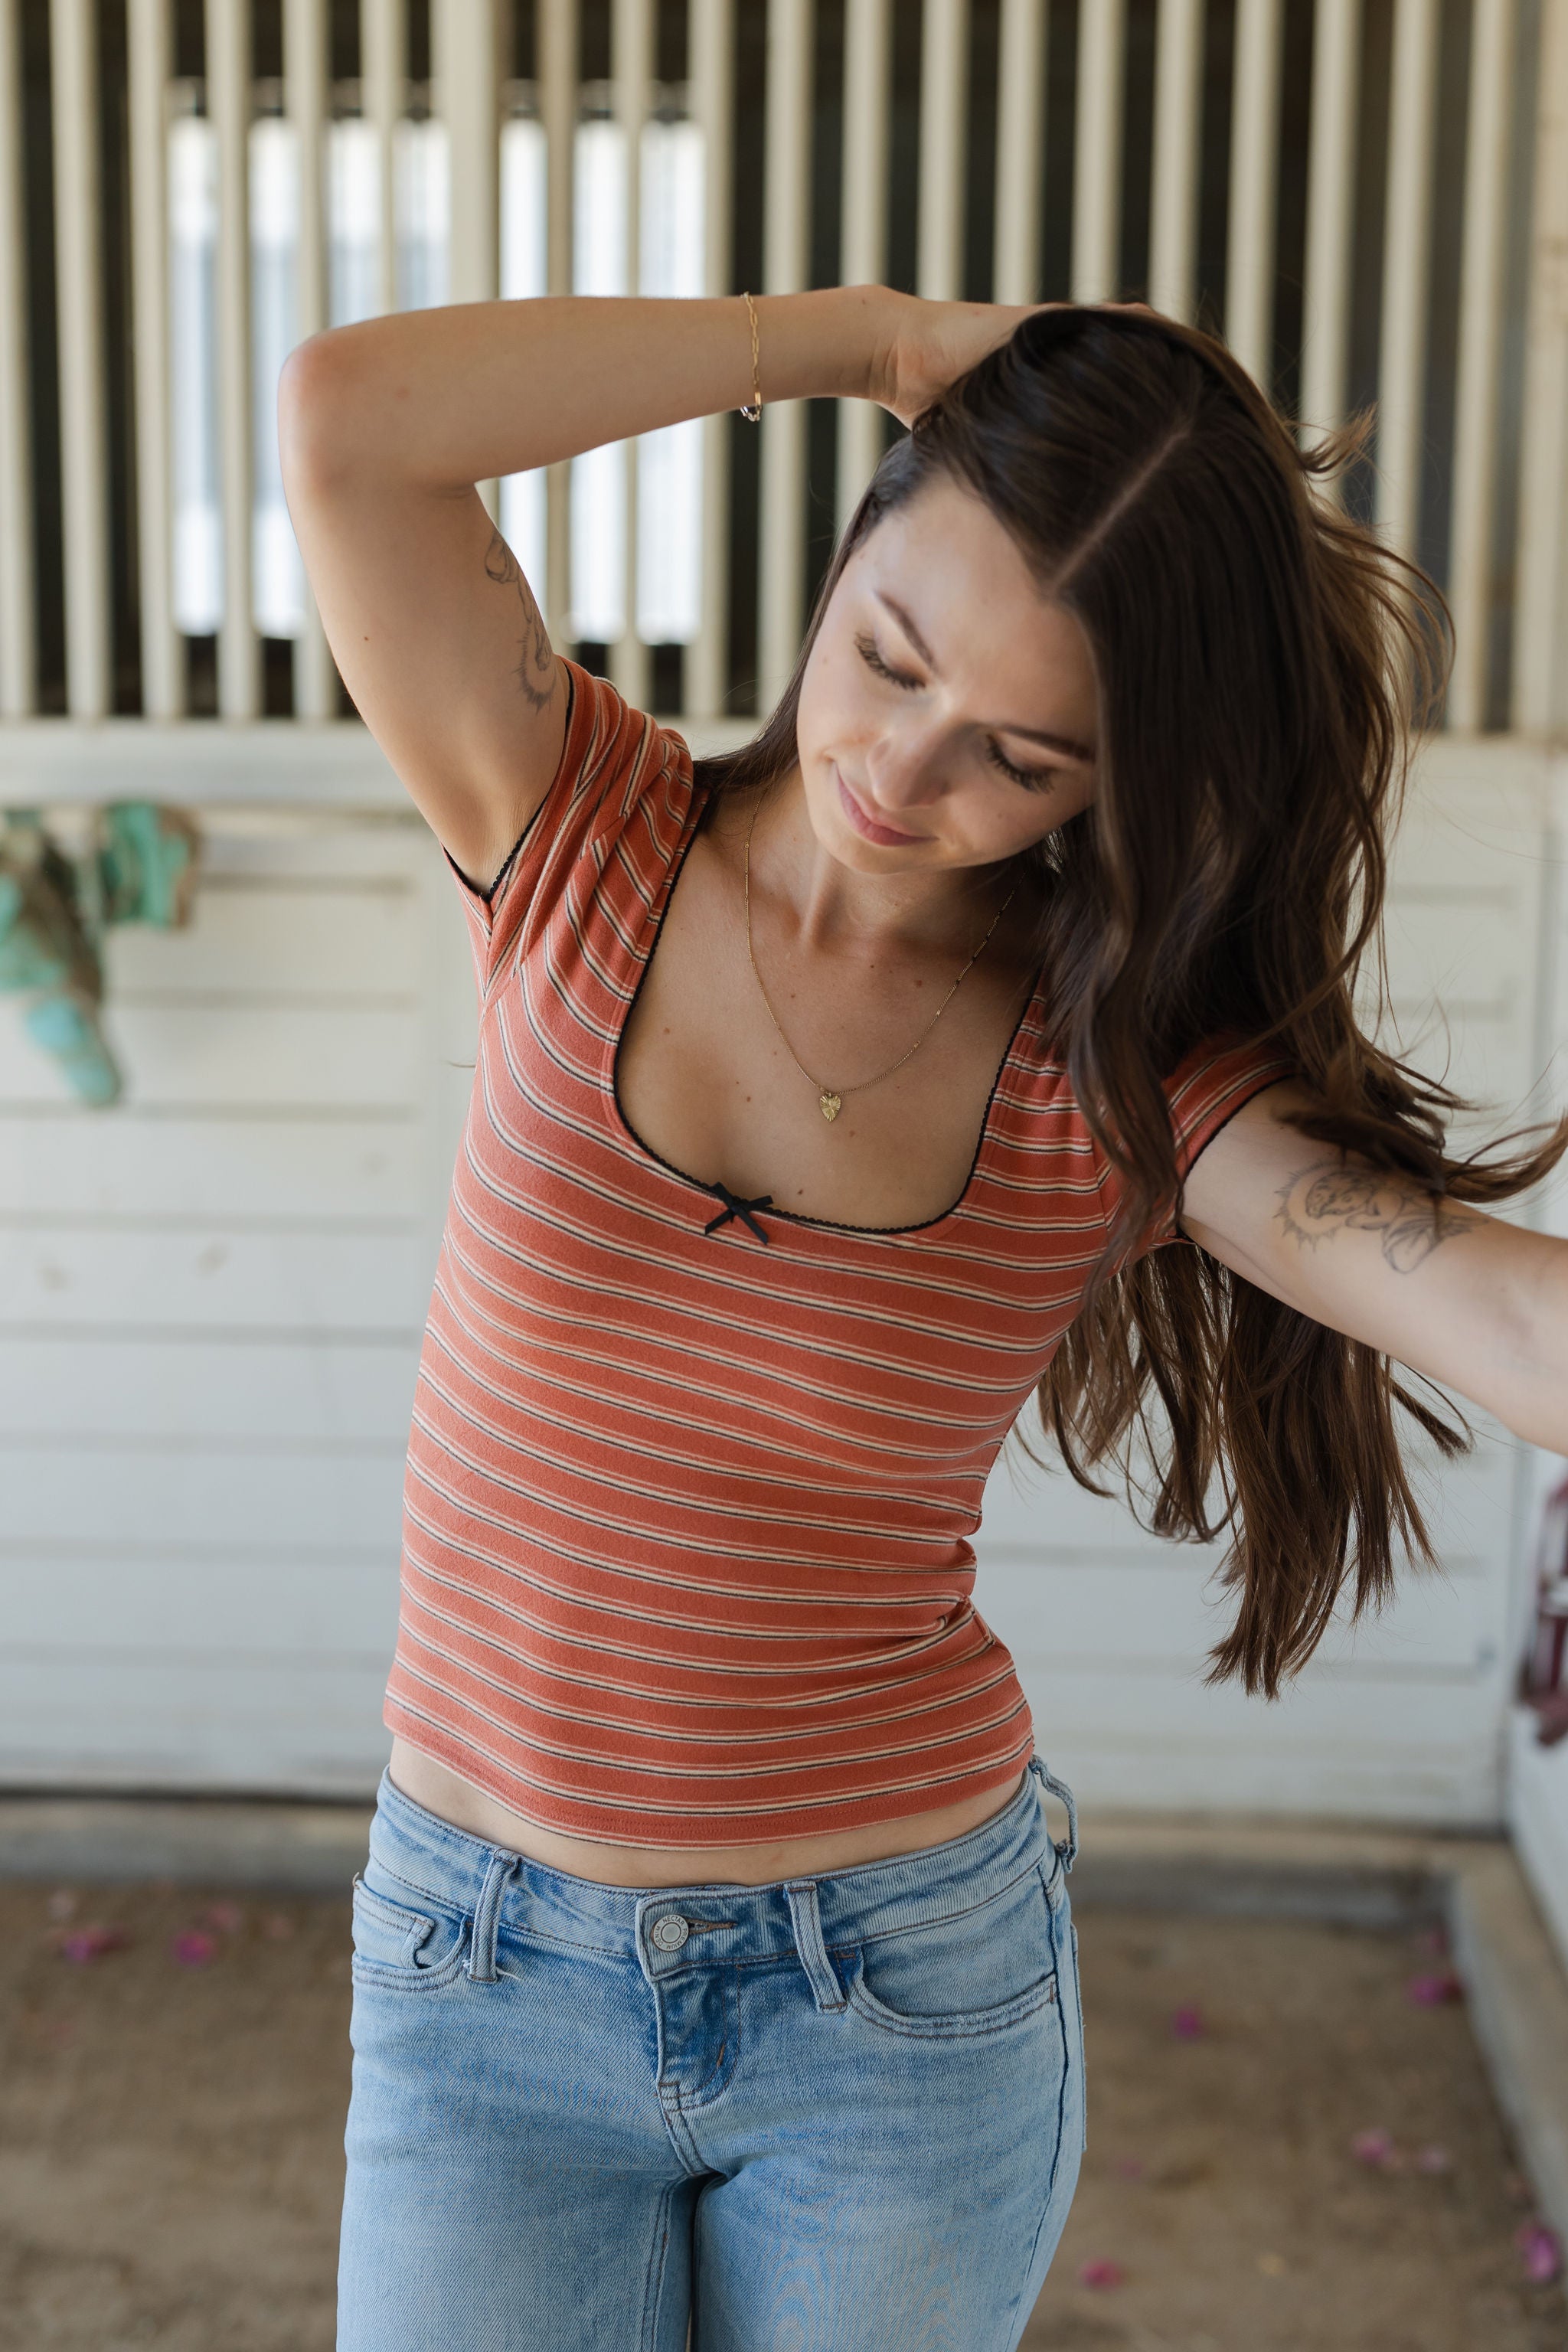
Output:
(649, 1914), (690, 1952)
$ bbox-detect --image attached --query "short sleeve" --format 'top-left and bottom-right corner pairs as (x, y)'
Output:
(1145, 1031), (1298, 1250)
(444, 661), (695, 1001)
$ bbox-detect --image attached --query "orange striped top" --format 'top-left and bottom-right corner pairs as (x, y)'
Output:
(385, 665), (1293, 1846)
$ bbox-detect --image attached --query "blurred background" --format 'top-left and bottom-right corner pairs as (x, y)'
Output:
(1, 3), (1567, 2339)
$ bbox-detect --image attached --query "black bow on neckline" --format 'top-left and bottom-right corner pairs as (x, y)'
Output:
(701, 1181), (774, 1243)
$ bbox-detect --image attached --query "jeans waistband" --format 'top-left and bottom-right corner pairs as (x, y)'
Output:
(365, 1758), (1073, 1974)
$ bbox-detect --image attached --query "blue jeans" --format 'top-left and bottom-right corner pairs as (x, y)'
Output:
(337, 1759), (1086, 2351)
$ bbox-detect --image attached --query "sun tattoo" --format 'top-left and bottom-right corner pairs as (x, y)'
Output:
(484, 530), (557, 715)
(1274, 1159), (1476, 1275)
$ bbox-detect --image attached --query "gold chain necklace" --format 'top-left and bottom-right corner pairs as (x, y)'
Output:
(743, 793), (1018, 1125)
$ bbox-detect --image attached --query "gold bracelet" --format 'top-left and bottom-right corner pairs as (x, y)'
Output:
(739, 291), (763, 423)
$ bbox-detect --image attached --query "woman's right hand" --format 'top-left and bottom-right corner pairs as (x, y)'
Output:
(867, 291), (1064, 426)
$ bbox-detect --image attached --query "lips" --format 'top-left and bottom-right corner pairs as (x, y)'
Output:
(836, 773), (923, 847)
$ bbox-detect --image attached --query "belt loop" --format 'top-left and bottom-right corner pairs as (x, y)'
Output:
(467, 1851), (519, 1983)
(784, 1880), (847, 2014)
(1029, 1754), (1080, 1874)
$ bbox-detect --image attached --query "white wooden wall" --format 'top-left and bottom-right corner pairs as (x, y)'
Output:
(0, 734), (1560, 1827)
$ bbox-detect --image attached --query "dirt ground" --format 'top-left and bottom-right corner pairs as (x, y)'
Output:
(0, 1881), (1561, 2352)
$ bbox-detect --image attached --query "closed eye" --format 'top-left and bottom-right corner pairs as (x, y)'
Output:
(851, 630), (1062, 795)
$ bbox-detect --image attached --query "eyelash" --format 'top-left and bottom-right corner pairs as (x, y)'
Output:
(853, 632), (1058, 793)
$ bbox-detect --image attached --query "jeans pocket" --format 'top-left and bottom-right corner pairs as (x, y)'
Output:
(350, 1873), (469, 1991)
(844, 1867), (1060, 2040)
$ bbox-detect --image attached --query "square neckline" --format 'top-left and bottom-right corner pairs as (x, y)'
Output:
(603, 755), (1050, 1242)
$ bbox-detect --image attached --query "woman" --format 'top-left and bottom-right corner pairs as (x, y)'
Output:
(279, 288), (1568, 2350)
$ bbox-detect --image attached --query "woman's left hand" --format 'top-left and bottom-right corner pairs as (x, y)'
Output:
(867, 292), (1054, 426)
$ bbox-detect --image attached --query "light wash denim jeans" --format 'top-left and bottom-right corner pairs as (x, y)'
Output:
(337, 1757), (1086, 2351)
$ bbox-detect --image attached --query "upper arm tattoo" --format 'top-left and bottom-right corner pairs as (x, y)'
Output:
(484, 530), (557, 714)
(1274, 1159), (1475, 1275)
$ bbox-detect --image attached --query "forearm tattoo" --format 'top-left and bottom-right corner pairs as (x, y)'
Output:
(484, 530), (557, 714)
(1274, 1159), (1475, 1275)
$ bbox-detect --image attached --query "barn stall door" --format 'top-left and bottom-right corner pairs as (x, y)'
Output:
(0, 805), (471, 1794)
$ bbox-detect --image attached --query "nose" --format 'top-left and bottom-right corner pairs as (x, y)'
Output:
(861, 720), (947, 815)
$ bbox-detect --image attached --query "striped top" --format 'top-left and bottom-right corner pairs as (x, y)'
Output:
(386, 665), (1293, 1847)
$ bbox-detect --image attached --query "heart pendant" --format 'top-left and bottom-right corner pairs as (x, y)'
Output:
(818, 1091), (842, 1123)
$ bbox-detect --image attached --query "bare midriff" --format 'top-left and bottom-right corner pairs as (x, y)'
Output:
(387, 1736), (1028, 1890)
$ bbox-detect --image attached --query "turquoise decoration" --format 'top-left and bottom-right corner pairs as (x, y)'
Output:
(0, 801), (201, 1106)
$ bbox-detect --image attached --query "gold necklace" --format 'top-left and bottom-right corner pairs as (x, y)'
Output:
(743, 794), (1018, 1125)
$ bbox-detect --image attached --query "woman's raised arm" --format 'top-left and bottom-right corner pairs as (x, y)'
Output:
(275, 289), (901, 889)
(1180, 1080), (1568, 1452)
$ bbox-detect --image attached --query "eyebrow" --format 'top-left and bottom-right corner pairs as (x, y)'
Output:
(875, 590), (1097, 766)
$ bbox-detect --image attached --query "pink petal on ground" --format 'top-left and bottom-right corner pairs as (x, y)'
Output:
(1112, 2157), (1147, 2182)
(203, 1902), (244, 1936)
(45, 1890), (77, 1923)
(261, 1913), (296, 1942)
(1405, 1971), (1464, 2007)
(1516, 2223), (1564, 2285)
(59, 1925), (129, 1965)
(1169, 2004), (1206, 2040)
(1351, 2128), (1397, 2167)
(1416, 1924), (1450, 1957)
(1078, 2260), (1125, 2290)
(1415, 2145), (1452, 2174)
(171, 1929), (218, 1968)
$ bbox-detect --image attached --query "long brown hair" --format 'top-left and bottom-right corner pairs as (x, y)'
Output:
(698, 304), (1565, 1697)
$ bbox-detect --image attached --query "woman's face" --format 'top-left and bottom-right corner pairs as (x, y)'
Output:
(795, 475), (1101, 880)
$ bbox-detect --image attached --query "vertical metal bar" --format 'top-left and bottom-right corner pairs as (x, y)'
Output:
(1298, 0), (1360, 467)
(361, 0), (405, 320)
(690, 0), (733, 718)
(1148, 0), (1204, 322)
(918, 0), (969, 301)
(1224, 0), (1283, 385)
(287, 0), (336, 720)
(837, 0), (890, 529)
(1072, 0), (1125, 301)
(993, 0), (1046, 304)
(612, 0), (653, 707)
(539, 0), (577, 639)
(127, 0), (180, 717)
(50, 0), (111, 715)
(0, 0), (37, 714)
(1512, 0), (1568, 735)
(1374, 0), (1440, 563)
(757, 0), (812, 710)
(1447, 0), (1516, 732)
(207, 0), (259, 716)
(433, 0), (501, 518)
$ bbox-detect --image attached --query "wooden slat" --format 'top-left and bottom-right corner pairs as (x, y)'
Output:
(0, 1116), (420, 1223)
(100, 889), (422, 998)
(1148, 0), (1204, 323)
(207, 0), (259, 715)
(0, 0), (33, 714)
(360, 0), (405, 319)
(1298, 0), (1361, 467)
(0, 1227), (428, 1335)
(1374, 0), (1441, 564)
(126, 0), (180, 717)
(836, 0), (891, 530)
(49, 0), (111, 715)
(688, 0), (733, 717)
(538, 0), (577, 641)
(917, 0), (969, 303)
(993, 0), (1046, 305)
(1223, 0), (1283, 386)
(0, 1552), (402, 1658)
(0, 1336), (420, 1442)
(758, 0), (814, 710)
(1071, 0), (1125, 301)
(432, 0), (500, 525)
(1447, 0), (1517, 733)
(0, 1442), (406, 1547)
(286, 0), (338, 720)
(0, 1002), (424, 1109)
(1511, 0), (1568, 735)
(610, 0), (654, 710)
